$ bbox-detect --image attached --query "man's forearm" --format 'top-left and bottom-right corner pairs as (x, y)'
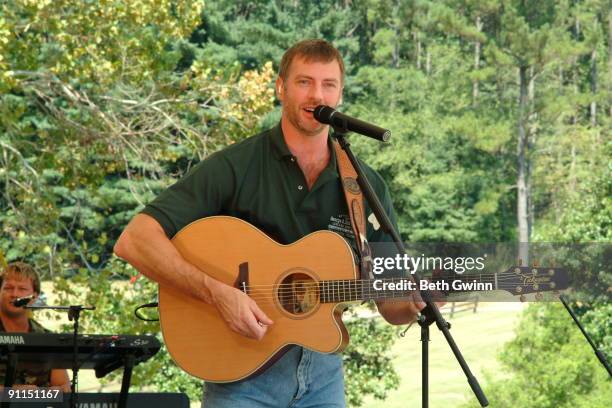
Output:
(114, 213), (219, 304)
(49, 369), (71, 392)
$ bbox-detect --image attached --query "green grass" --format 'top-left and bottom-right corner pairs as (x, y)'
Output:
(362, 302), (525, 408)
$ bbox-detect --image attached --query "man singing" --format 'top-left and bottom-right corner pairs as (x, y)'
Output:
(115, 39), (427, 407)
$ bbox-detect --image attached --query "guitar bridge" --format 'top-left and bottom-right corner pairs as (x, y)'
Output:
(236, 262), (249, 294)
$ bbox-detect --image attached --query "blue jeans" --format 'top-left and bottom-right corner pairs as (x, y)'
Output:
(201, 346), (345, 408)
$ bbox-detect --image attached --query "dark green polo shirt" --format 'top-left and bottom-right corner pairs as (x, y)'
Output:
(142, 124), (398, 252)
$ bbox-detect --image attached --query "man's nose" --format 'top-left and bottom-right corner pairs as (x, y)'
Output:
(308, 82), (324, 101)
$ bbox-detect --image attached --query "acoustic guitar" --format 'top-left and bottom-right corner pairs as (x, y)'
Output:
(159, 216), (568, 383)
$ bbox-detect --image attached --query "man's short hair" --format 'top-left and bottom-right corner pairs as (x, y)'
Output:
(279, 39), (345, 83)
(0, 262), (41, 294)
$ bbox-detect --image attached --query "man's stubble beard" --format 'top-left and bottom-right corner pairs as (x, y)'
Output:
(0, 302), (25, 318)
(286, 102), (326, 138)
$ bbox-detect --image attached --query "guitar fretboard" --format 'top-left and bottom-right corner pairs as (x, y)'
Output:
(317, 274), (498, 303)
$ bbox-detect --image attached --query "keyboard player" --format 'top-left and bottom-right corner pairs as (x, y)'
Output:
(0, 262), (70, 391)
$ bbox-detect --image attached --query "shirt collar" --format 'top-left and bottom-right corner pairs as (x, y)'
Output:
(269, 123), (338, 176)
(270, 122), (293, 160)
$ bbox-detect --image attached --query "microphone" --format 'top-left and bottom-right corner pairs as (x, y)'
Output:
(313, 105), (391, 142)
(12, 295), (34, 307)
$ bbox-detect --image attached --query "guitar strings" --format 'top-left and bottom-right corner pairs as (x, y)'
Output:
(197, 275), (560, 305)
(219, 284), (560, 306)
(260, 278), (518, 293)
(240, 277), (553, 296)
(186, 270), (560, 303)
(242, 281), (558, 303)
(237, 274), (553, 291)
(253, 287), (556, 301)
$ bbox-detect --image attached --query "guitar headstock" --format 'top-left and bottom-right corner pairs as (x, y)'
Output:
(499, 266), (569, 296)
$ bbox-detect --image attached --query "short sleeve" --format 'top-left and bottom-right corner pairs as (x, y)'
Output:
(141, 152), (235, 238)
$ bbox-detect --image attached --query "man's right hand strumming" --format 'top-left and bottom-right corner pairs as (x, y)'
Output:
(209, 280), (273, 341)
(114, 214), (274, 341)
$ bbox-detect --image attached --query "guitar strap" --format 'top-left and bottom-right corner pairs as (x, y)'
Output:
(332, 138), (374, 279)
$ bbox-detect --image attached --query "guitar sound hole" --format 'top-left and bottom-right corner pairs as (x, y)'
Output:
(278, 273), (319, 316)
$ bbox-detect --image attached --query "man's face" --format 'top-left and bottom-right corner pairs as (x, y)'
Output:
(277, 56), (343, 137)
(0, 275), (36, 317)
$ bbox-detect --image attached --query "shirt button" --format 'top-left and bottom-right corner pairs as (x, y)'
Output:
(298, 185), (303, 190)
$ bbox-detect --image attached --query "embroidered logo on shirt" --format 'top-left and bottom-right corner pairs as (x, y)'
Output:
(328, 214), (353, 240)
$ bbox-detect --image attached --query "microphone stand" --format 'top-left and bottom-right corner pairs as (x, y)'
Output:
(559, 295), (612, 376)
(332, 129), (489, 407)
(26, 303), (95, 408)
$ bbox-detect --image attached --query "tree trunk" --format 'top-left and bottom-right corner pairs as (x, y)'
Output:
(473, 15), (483, 106)
(590, 49), (597, 126)
(414, 31), (421, 70)
(527, 67), (536, 240)
(571, 56), (578, 126)
(608, 10), (612, 117)
(517, 66), (530, 263)
(570, 143), (577, 192)
(392, 26), (400, 68)
(573, 16), (581, 124)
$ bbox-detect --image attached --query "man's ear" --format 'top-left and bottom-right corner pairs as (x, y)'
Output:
(275, 78), (284, 101)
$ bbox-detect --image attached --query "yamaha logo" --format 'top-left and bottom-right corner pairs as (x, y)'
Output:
(0, 335), (24, 344)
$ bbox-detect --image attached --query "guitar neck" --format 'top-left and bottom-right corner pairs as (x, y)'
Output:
(318, 274), (499, 303)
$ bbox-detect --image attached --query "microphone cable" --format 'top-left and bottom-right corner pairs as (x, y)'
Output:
(134, 302), (159, 322)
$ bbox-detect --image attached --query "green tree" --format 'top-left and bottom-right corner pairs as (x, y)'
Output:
(462, 303), (611, 408)
(0, 0), (274, 402)
(2, 1), (609, 405)
(1, 1), (405, 404)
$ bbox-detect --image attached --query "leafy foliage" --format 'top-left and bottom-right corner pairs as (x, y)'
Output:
(52, 267), (204, 401)
(462, 303), (612, 408)
(1, 0), (610, 406)
(344, 315), (401, 406)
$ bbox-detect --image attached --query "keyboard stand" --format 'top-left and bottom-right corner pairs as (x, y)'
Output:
(118, 354), (135, 408)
